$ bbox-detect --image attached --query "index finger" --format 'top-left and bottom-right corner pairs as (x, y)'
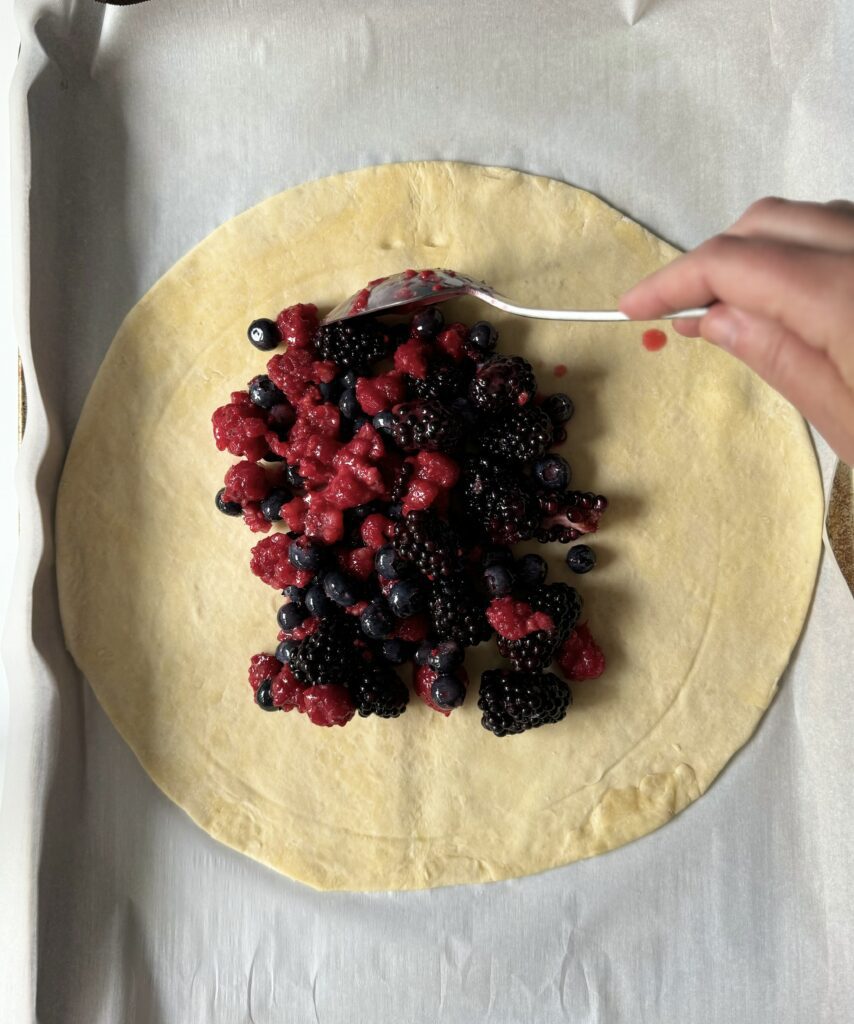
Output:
(619, 235), (854, 357)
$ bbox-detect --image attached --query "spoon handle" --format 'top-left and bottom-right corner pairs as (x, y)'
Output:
(475, 288), (708, 323)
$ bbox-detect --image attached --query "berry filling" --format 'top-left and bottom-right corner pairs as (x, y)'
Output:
(214, 286), (609, 731)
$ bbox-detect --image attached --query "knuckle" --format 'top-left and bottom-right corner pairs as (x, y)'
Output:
(743, 196), (787, 222)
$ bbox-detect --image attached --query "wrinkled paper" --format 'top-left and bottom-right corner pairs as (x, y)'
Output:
(3, 0), (853, 1021)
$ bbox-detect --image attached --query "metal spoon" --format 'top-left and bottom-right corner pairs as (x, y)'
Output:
(322, 268), (707, 325)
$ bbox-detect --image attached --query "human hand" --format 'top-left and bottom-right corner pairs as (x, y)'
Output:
(619, 197), (854, 463)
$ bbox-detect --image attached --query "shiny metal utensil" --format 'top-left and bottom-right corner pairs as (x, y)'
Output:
(322, 268), (708, 325)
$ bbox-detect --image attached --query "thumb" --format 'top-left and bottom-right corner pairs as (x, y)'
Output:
(700, 304), (854, 461)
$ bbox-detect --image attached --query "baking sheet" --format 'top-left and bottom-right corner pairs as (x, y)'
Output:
(3, 0), (854, 1020)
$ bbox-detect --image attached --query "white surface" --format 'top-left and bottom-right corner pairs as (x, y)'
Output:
(2, 2), (854, 1023)
(0, 4), (21, 801)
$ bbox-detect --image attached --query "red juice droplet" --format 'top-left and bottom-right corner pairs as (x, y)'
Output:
(642, 329), (667, 352)
(553, 364), (568, 378)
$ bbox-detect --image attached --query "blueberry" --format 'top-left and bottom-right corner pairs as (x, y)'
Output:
(247, 318), (280, 351)
(481, 546), (513, 568)
(467, 321), (498, 356)
(360, 600), (395, 640)
(285, 465), (305, 490)
(340, 370), (358, 390)
(275, 639), (298, 664)
(566, 544), (596, 574)
(323, 571), (359, 607)
(427, 640), (463, 674)
(215, 488), (242, 517)
(289, 541), (322, 571)
(411, 306), (444, 339)
(247, 374), (285, 409)
(431, 675), (466, 709)
(532, 455), (571, 492)
(339, 388), (361, 419)
(387, 503), (404, 520)
(255, 679), (278, 710)
(414, 640), (434, 666)
(375, 544), (407, 580)
(277, 603), (306, 631)
(515, 553), (548, 587)
(542, 393), (574, 425)
(388, 579), (426, 618)
(484, 563), (514, 598)
(319, 379), (341, 402)
(352, 415), (369, 432)
(261, 488), (291, 523)
(304, 583), (331, 618)
(282, 585), (304, 605)
(381, 639), (411, 665)
(351, 501), (383, 520)
(373, 410), (394, 433)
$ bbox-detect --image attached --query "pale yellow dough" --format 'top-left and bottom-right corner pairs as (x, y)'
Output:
(56, 162), (823, 891)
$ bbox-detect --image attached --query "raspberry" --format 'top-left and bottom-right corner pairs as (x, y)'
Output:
(486, 597), (554, 640)
(477, 405), (553, 463)
(413, 664), (449, 715)
(360, 513), (394, 549)
(478, 669), (571, 736)
(248, 653), (283, 693)
(394, 337), (430, 378)
(267, 348), (337, 404)
(393, 613), (430, 642)
(435, 323), (468, 363)
(303, 498), (345, 544)
(250, 534), (314, 590)
(276, 303), (319, 351)
(314, 317), (391, 370)
(557, 623), (606, 680)
(281, 495), (307, 533)
(355, 371), (406, 415)
(390, 400), (462, 453)
(212, 399), (269, 462)
(242, 503), (272, 533)
(337, 546), (375, 581)
(348, 661), (409, 718)
(400, 451), (460, 515)
(299, 684), (356, 726)
(223, 461), (269, 504)
(270, 664), (305, 710)
(469, 355), (537, 414)
(277, 616), (319, 642)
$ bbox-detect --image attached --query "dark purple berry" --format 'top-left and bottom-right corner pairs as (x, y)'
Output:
(566, 545), (596, 574)
(248, 318), (280, 351)
(431, 675), (466, 709)
(215, 488), (242, 516)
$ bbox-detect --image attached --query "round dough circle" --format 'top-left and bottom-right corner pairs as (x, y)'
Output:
(57, 162), (822, 891)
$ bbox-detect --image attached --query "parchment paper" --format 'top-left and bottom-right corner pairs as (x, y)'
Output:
(2, 1), (853, 1021)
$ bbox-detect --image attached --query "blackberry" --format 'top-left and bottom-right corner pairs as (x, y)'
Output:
(409, 362), (470, 403)
(389, 400), (462, 452)
(495, 581), (581, 671)
(290, 615), (359, 686)
(468, 355), (536, 415)
(478, 669), (571, 736)
(533, 490), (608, 544)
(477, 406), (553, 463)
(428, 576), (492, 647)
(496, 631), (559, 672)
(529, 582), (582, 641)
(393, 510), (462, 578)
(314, 317), (389, 371)
(460, 457), (539, 545)
(349, 660), (409, 718)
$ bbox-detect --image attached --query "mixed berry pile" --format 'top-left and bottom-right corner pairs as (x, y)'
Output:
(212, 278), (606, 736)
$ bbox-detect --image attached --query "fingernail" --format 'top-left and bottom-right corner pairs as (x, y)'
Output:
(703, 309), (739, 350)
